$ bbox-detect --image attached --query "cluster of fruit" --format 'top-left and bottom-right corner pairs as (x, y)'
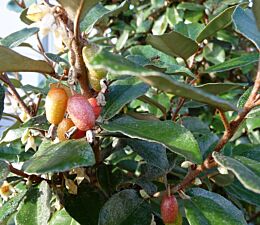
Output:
(45, 85), (102, 141)
(161, 194), (181, 225)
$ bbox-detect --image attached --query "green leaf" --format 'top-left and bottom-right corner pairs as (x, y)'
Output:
(15, 181), (51, 225)
(146, 31), (199, 60)
(0, 128), (27, 143)
(196, 83), (245, 95)
(174, 22), (205, 40)
(57, 0), (100, 22)
(0, 27), (39, 48)
(102, 76), (149, 120)
(205, 53), (259, 73)
(81, 1), (129, 33)
(152, 14), (168, 35)
(91, 50), (237, 112)
(213, 152), (260, 194)
(98, 189), (152, 225)
(0, 160), (9, 182)
(122, 139), (169, 172)
(0, 145), (32, 162)
(23, 139), (95, 174)
(0, 190), (27, 224)
(203, 43), (225, 64)
(233, 144), (260, 161)
(21, 114), (49, 130)
(237, 87), (253, 109)
(196, 5), (237, 42)
(64, 182), (106, 225)
(20, 8), (34, 25)
(49, 209), (80, 225)
(0, 84), (4, 120)
(184, 188), (247, 225)
(252, 0), (260, 30)
(225, 180), (260, 206)
(45, 53), (70, 67)
(177, 2), (205, 11)
(0, 46), (54, 74)
(128, 45), (194, 78)
(232, 6), (260, 49)
(100, 116), (202, 164)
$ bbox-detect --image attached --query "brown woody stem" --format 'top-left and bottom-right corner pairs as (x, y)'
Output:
(0, 73), (33, 118)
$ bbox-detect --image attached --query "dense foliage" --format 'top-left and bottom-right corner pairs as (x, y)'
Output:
(0, 0), (260, 224)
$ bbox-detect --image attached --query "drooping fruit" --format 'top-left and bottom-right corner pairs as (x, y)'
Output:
(50, 83), (72, 98)
(82, 44), (107, 91)
(57, 118), (75, 141)
(168, 212), (182, 225)
(57, 118), (86, 140)
(161, 194), (179, 225)
(45, 87), (68, 125)
(88, 97), (102, 119)
(67, 94), (96, 131)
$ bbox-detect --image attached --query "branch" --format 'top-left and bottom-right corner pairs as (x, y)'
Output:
(74, 0), (84, 43)
(218, 110), (231, 133)
(172, 58), (260, 192)
(9, 164), (50, 184)
(0, 73), (33, 118)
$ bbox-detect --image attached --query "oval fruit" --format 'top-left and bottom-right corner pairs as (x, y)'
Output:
(57, 118), (75, 141)
(88, 97), (102, 119)
(82, 44), (106, 91)
(161, 194), (179, 224)
(57, 118), (86, 140)
(67, 94), (96, 131)
(45, 87), (68, 125)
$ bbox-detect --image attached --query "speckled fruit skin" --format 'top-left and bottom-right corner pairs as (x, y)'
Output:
(88, 97), (102, 119)
(57, 118), (85, 140)
(161, 195), (179, 225)
(166, 212), (182, 225)
(57, 118), (75, 141)
(45, 87), (68, 125)
(67, 94), (96, 131)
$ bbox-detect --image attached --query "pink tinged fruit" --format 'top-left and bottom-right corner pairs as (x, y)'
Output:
(67, 94), (96, 131)
(88, 97), (102, 119)
(161, 194), (179, 224)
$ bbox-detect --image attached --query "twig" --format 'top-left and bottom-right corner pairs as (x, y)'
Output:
(138, 95), (167, 119)
(0, 73), (32, 118)
(171, 98), (186, 121)
(218, 110), (231, 132)
(74, 0), (84, 43)
(34, 94), (43, 116)
(9, 164), (50, 184)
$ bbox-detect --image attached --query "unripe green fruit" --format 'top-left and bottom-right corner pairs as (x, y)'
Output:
(45, 87), (68, 125)
(161, 194), (179, 225)
(82, 44), (106, 91)
(88, 97), (102, 119)
(67, 94), (96, 131)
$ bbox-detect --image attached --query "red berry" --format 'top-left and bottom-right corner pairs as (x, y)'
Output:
(45, 87), (68, 125)
(88, 97), (102, 119)
(73, 129), (86, 139)
(67, 94), (95, 131)
(161, 194), (179, 224)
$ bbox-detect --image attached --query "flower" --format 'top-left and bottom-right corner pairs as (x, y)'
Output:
(26, 3), (51, 22)
(0, 181), (16, 202)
